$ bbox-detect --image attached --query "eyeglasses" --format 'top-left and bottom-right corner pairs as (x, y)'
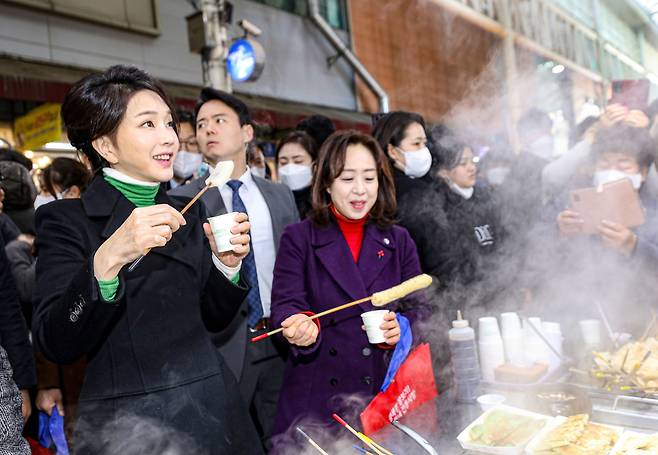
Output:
(179, 139), (198, 149)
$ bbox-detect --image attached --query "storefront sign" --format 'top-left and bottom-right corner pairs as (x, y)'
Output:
(14, 103), (62, 150)
(227, 38), (265, 82)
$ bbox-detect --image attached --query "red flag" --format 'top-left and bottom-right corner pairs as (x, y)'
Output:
(360, 343), (438, 435)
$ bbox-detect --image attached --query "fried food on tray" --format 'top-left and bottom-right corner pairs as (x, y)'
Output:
(616, 433), (658, 454)
(468, 409), (546, 447)
(534, 415), (618, 455)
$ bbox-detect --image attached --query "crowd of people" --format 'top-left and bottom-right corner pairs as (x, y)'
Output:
(0, 64), (657, 454)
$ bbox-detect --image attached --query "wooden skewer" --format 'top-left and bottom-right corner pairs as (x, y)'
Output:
(251, 274), (432, 342)
(641, 310), (657, 342)
(251, 296), (372, 342)
(332, 414), (390, 455)
(296, 427), (329, 455)
(127, 184), (212, 272)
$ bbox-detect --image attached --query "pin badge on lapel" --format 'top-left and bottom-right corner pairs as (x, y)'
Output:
(377, 250), (385, 259)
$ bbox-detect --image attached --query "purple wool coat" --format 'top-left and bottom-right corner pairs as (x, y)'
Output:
(270, 218), (429, 436)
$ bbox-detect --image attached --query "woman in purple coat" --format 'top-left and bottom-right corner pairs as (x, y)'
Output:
(269, 130), (428, 438)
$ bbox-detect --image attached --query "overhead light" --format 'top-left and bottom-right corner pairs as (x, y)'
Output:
(44, 142), (76, 150)
(24, 150), (34, 159)
(36, 156), (52, 168)
(552, 64), (565, 74)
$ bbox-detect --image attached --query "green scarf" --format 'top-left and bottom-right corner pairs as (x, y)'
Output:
(103, 174), (159, 207)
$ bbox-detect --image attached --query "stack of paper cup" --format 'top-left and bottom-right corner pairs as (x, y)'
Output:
(478, 317), (505, 382)
(500, 312), (525, 367)
(542, 321), (563, 370)
(523, 317), (549, 366)
(579, 319), (602, 346)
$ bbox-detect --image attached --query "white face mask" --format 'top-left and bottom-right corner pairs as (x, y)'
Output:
(487, 167), (510, 186)
(449, 181), (474, 199)
(278, 164), (312, 191)
(173, 150), (203, 179)
(528, 136), (554, 161)
(593, 169), (642, 190)
(251, 166), (266, 179)
(398, 146), (432, 178)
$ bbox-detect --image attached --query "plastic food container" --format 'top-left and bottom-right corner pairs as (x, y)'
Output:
(525, 415), (624, 455)
(456, 404), (551, 455)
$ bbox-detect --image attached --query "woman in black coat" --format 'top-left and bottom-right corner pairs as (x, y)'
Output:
(32, 66), (262, 454)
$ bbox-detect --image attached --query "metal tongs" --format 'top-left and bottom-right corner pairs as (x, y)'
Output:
(521, 315), (574, 366)
(391, 420), (438, 455)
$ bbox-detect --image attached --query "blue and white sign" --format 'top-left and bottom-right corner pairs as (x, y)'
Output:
(227, 38), (265, 82)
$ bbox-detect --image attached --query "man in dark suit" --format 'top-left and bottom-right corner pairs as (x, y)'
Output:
(169, 88), (299, 448)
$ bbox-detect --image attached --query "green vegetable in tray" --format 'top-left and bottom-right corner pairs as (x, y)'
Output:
(469, 410), (546, 447)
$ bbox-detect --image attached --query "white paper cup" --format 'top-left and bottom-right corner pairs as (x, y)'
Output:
(478, 317), (501, 338)
(476, 394), (506, 411)
(500, 312), (521, 335)
(361, 310), (389, 344)
(208, 212), (239, 253)
(579, 319), (602, 345)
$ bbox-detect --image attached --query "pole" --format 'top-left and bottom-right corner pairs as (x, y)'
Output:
(499, 0), (521, 155)
(201, 0), (232, 92)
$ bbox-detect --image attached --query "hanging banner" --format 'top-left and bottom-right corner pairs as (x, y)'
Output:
(14, 103), (61, 150)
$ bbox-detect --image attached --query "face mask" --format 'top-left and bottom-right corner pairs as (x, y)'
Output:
(487, 167), (510, 186)
(197, 161), (210, 177)
(593, 169), (642, 190)
(398, 146), (432, 178)
(528, 136), (554, 161)
(278, 164), (312, 191)
(251, 166), (266, 179)
(449, 181), (474, 199)
(173, 150), (204, 179)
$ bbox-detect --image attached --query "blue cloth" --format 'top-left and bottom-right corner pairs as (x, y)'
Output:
(227, 180), (264, 327)
(38, 407), (69, 454)
(380, 314), (412, 392)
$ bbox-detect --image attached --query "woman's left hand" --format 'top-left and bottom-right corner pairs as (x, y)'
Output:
(203, 212), (251, 268)
(380, 311), (401, 346)
(598, 220), (637, 257)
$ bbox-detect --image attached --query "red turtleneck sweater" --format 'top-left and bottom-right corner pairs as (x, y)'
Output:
(331, 205), (367, 262)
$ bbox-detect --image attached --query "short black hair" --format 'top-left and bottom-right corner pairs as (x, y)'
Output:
(371, 111), (427, 154)
(275, 131), (318, 164)
(518, 108), (552, 136)
(296, 115), (335, 147)
(176, 109), (195, 128)
(43, 157), (91, 197)
(195, 87), (252, 126)
(61, 65), (178, 173)
(590, 124), (656, 169)
(435, 134), (469, 170)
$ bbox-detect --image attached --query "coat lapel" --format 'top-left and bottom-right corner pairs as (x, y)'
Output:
(83, 177), (196, 271)
(149, 189), (196, 269)
(358, 224), (396, 290)
(200, 183), (227, 218)
(312, 223), (367, 302)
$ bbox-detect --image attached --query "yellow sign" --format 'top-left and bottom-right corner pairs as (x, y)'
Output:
(14, 103), (62, 151)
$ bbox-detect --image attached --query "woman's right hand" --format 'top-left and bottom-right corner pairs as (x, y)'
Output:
(36, 388), (64, 416)
(94, 204), (186, 280)
(281, 314), (319, 347)
(556, 209), (584, 237)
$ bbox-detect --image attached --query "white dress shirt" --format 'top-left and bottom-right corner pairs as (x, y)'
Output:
(218, 167), (276, 317)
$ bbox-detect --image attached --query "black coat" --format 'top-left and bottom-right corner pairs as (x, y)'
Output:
(0, 234), (36, 389)
(33, 176), (249, 400)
